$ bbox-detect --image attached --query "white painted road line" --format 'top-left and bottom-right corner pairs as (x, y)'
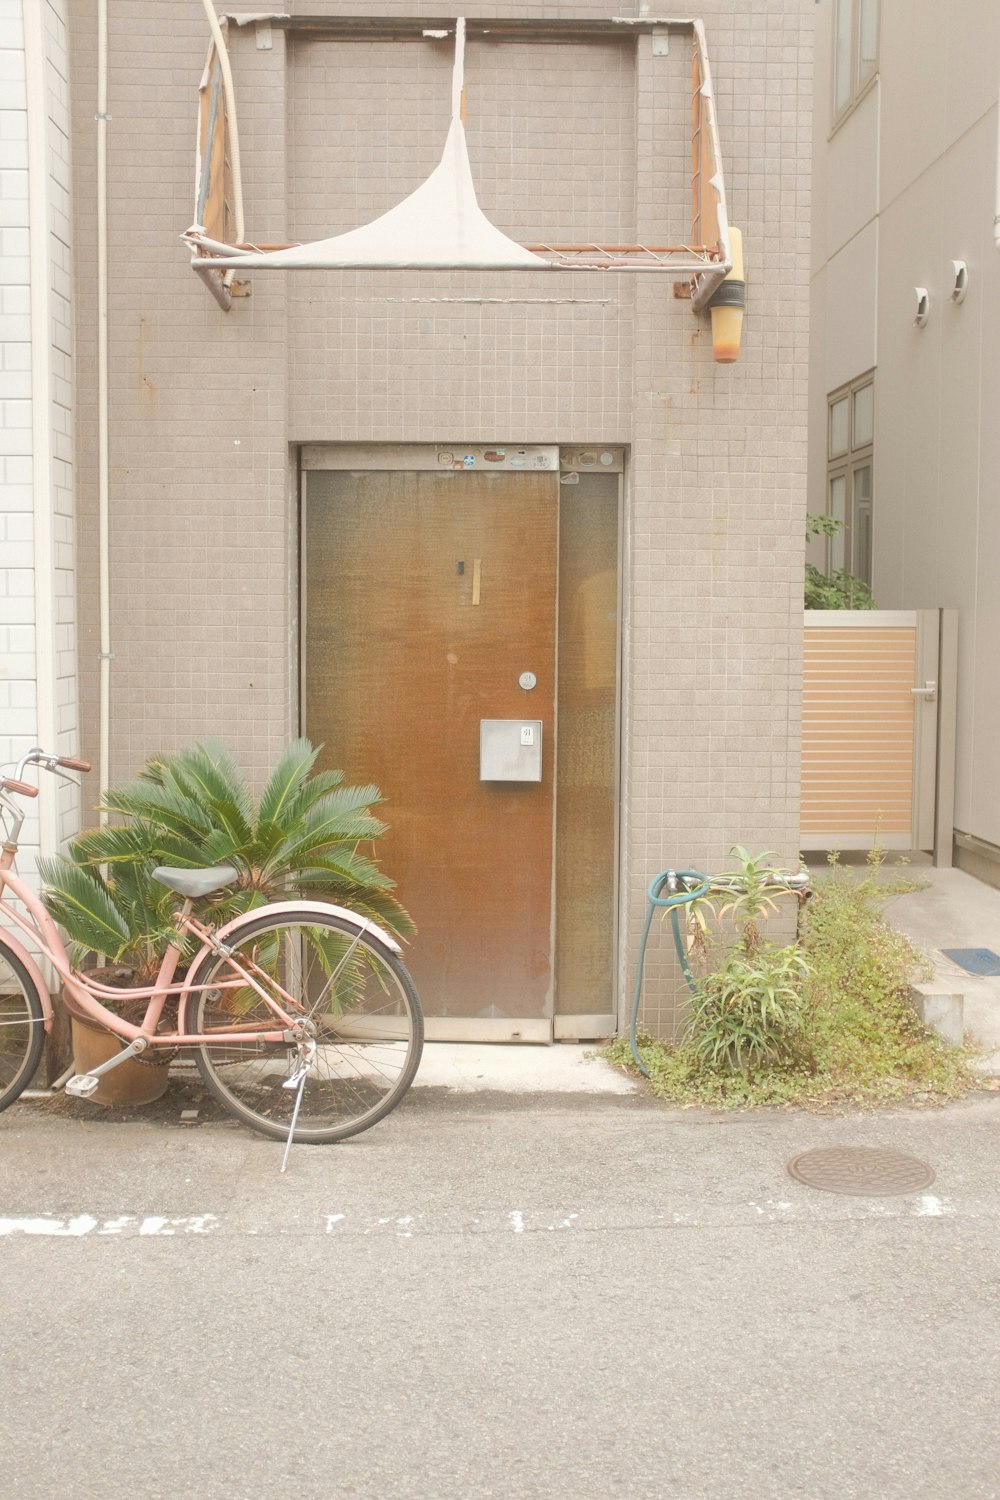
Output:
(0, 1214), (219, 1237)
(0, 1195), (980, 1239)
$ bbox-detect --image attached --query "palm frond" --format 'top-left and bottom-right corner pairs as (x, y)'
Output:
(134, 750), (172, 787)
(39, 857), (133, 960)
(191, 828), (244, 867)
(254, 818), (296, 864)
(275, 826), (383, 871)
(102, 779), (213, 840)
(258, 738), (319, 827)
(294, 849), (394, 890)
(293, 876), (415, 937)
(141, 832), (216, 868)
(108, 858), (159, 909)
(291, 767), (344, 805)
(160, 742), (253, 846)
(280, 767), (348, 825)
(69, 823), (153, 867)
(342, 889), (415, 937)
(312, 784), (386, 818)
(275, 788), (388, 863)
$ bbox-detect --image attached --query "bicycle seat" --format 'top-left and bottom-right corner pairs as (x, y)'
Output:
(152, 865), (239, 898)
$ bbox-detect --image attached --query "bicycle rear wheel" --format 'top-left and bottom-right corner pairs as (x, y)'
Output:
(186, 908), (423, 1143)
(0, 940), (45, 1112)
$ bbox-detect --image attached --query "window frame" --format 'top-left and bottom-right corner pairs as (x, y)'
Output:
(826, 372), (875, 585)
(832, 0), (880, 129)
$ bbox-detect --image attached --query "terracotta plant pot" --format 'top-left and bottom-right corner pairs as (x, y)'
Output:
(70, 1014), (170, 1107)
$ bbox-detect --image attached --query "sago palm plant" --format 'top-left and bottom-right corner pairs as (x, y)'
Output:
(41, 739), (412, 979)
(39, 852), (187, 983)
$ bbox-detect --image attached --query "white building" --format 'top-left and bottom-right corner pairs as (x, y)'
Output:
(810, 0), (1000, 884)
(0, 0), (79, 896)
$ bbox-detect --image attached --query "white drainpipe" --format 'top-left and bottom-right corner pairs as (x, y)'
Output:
(23, 0), (58, 861)
(97, 0), (111, 810)
(995, 72), (1000, 250)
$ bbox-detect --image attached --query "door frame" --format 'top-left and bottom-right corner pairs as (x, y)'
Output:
(298, 442), (626, 1042)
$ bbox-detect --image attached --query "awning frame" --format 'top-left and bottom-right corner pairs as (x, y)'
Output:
(187, 12), (732, 313)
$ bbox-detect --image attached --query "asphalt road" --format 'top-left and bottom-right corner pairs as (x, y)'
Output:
(2, 1087), (999, 1499)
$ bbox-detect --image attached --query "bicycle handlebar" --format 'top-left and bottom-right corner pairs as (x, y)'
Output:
(1, 750), (91, 808)
(11, 747), (91, 785)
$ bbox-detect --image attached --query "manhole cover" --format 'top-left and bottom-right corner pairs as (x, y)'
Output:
(787, 1146), (935, 1197)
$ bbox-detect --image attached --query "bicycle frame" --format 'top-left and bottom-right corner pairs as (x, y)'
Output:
(0, 845), (398, 1050)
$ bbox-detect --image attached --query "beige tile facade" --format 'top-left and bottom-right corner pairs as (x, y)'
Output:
(68, 1), (812, 1036)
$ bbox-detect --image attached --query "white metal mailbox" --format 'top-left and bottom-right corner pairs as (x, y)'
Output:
(480, 720), (543, 782)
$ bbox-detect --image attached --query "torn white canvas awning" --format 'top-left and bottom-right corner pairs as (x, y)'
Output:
(185, 17), (548, 272)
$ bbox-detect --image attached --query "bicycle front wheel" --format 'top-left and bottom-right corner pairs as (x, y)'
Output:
(186, 909), (423, 1143)
(0, 939), (46, 1112)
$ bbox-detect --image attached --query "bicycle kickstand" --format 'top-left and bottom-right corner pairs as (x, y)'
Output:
(279, 1038), (317, 1174)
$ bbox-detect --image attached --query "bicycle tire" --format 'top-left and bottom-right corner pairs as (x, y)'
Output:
(186, 907), (423, 1143)
(0, 939), (46, 1112)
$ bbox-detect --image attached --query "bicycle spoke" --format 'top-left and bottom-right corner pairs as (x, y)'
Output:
(187, 910), (422, 1144)
(301, 925), (368, 1021)
(0, 945), (45, 1110)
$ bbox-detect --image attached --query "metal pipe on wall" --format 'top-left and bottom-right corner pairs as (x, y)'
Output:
(995, 71), (1000, 251)
(97, 0), (110, 813)
(23, 0), (58, 862)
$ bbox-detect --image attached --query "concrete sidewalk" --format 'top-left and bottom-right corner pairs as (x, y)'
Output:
(413, 1041), (639, 1096)
(806, 854), (1000, 1073)
(879, 864), (1000, 1072)
(413, 861), (1000, 1097)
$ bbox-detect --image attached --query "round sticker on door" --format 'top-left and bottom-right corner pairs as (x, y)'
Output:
(518, 672), (537, 691)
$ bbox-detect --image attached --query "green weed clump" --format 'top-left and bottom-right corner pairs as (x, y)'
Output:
(610, 851), (976, 1110)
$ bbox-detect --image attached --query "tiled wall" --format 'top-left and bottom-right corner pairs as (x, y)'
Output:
(0, 0), (78, 913)
(67, 0), (812, 1036)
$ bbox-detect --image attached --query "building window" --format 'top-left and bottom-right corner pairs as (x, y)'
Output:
(827, 375), (874, 583)
(834, 0), (879, 119)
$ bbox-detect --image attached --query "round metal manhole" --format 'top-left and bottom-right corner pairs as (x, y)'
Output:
(787, 1146), (935, 1197)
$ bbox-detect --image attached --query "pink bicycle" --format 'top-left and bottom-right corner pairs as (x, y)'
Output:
(0, 748), (423, 1155)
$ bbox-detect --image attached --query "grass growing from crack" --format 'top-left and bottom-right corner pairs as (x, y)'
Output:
(608, 850), (977, 1109)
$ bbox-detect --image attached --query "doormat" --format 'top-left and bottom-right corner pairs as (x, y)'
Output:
(941, 947), (1000, 976)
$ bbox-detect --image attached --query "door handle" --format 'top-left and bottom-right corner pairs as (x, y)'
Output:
(910, 681), (937, 701)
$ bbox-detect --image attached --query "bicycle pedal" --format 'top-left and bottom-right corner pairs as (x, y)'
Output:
(65, 1074), (100, 1099)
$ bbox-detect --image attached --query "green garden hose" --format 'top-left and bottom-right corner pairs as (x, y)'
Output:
(628, 870), (711, 1077)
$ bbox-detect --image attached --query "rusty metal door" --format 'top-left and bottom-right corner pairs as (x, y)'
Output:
(304, 462), (558, 1039)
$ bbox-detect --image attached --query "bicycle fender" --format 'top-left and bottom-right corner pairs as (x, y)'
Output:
(214, 901), (401, 954)
(0, 932), (54, 1028)
(179, 899), (404, 1015)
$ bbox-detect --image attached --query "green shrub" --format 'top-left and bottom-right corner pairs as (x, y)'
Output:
(610, 848), (975, 1109)
(676, 847), (812, 1074)
(685, 941), (811, 1073)
(805, 514), (876, 609)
